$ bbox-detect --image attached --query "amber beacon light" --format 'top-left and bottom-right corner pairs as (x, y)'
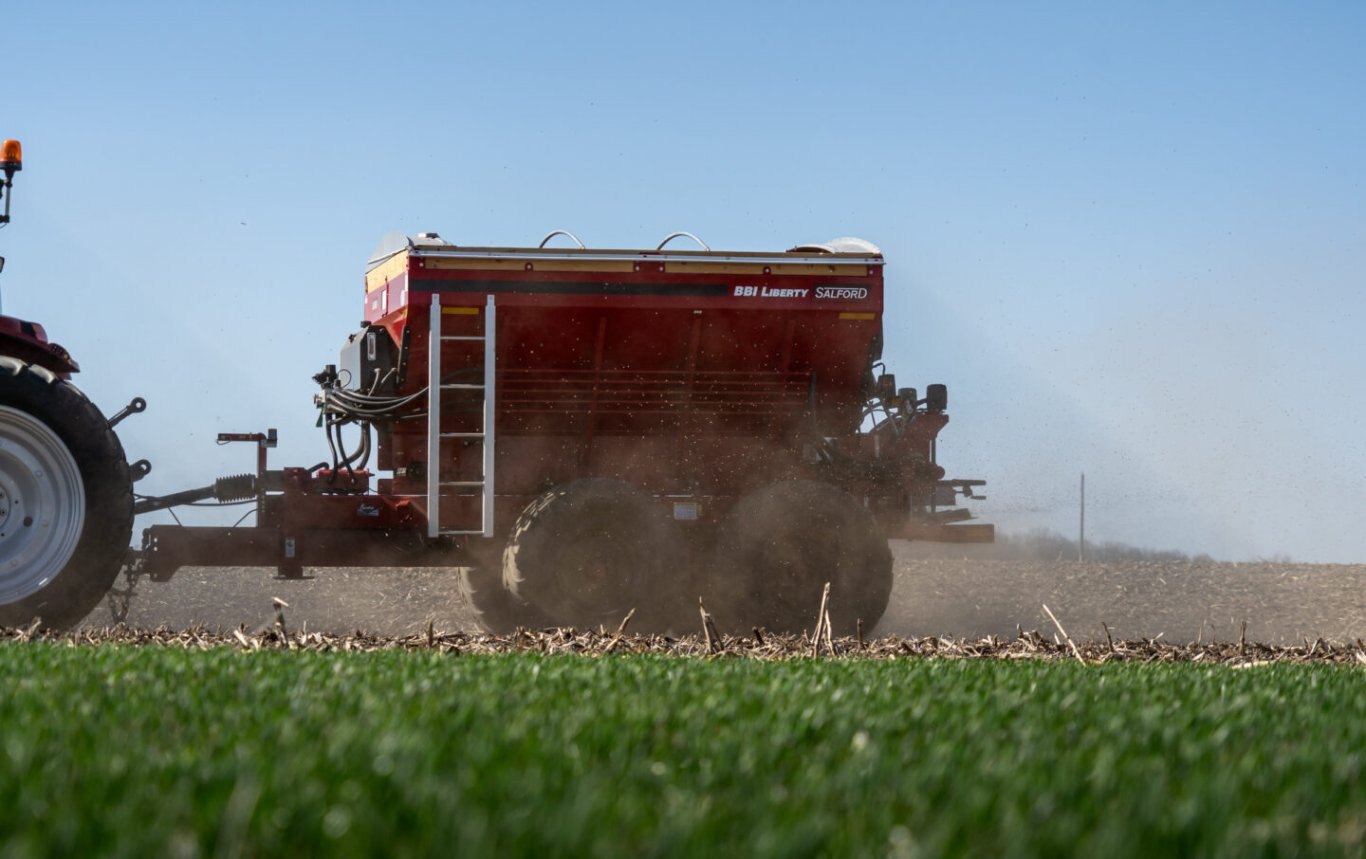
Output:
(0, 139), (20, 225)
(0, 140), (20, 174)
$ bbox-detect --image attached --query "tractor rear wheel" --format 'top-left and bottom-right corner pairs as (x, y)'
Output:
(709, 480), (892, 636)
(0, 358), (133, 629)
(502, 479), (688, 632)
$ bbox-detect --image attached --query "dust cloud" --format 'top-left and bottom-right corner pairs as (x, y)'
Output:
(87, 543), (1366, 647)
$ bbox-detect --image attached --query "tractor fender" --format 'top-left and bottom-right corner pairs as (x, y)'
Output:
(0, 315), (79, 377)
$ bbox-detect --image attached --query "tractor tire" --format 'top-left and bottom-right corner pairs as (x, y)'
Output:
(0, 358), (133, 630)
(709, 480), (892, 636)
(502, 479), (688, 632)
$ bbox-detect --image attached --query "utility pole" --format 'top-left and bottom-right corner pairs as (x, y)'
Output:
(1079, 472), (1086, 562)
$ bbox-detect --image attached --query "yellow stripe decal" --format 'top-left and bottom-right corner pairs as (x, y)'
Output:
(365, 253), (410, 293)
(839, 312), (877, 320)
(666, 261), (867, 276)
(425, 257), (637, 273)
(442, 306), (481, 315)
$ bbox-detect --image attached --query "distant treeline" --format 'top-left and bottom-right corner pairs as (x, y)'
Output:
(988, 529), (1219, 564)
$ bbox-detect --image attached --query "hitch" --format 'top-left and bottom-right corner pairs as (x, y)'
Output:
(133, 473), (258, 515)
(218, 429), (278, 518)
(132, 429), (280, 517)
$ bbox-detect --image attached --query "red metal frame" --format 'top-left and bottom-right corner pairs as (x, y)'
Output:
(143, 467), (426, 580)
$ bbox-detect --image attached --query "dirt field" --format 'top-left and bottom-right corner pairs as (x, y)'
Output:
(87, 542), (1366, 646)
(885, 543), (1366, 646)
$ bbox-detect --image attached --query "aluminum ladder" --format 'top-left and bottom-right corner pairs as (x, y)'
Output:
(426, 293), (495, 539)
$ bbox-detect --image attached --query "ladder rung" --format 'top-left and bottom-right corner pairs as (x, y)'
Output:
(440, 530), (491, 536)
(440, 481), (486, 488)
(441, 335), (486, 342)
(441, 383), (484, 390)
(440, 432), (485, 439)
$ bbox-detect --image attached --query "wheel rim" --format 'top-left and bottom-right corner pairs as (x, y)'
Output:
(0, 406), (86, 603)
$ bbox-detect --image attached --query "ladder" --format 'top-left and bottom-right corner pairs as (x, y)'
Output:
(426, 294), (496, 539)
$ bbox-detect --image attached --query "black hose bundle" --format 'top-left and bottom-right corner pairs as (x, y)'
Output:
(314, 367), (485, 478)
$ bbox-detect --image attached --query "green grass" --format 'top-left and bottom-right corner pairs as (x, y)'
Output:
(0, 646), (1363, 858)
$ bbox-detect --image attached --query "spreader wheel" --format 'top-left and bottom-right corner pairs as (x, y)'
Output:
(502, 479), (689, 632)
(459, 540), (553, 634)
(710, 480), (892, 636)
(0, 358), (133, 629)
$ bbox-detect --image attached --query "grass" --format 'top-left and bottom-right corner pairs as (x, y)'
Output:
(0, 645), (1363, 857)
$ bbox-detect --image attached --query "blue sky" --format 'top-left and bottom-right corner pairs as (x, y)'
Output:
(5, 2), (1364, 561)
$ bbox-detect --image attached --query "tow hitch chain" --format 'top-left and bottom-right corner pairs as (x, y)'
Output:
(105, 551), (147, 625)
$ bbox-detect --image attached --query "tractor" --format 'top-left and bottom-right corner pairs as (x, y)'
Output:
(0, 139), (135, 628)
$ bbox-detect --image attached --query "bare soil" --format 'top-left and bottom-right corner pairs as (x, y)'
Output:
(88, 543), (1366, 646)
(886, 543), (1366, 646)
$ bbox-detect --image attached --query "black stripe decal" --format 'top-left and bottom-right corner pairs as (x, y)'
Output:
(411, 278), (731, 297)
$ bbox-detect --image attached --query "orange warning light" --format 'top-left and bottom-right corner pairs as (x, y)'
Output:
(0, 140), (20, 173)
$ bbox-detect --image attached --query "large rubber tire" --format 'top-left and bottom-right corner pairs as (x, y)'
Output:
(0, 358), (133, 629)
(502, 479), (689, 632)
(709, 480), (892, 636)
(458, 540), (554, 634)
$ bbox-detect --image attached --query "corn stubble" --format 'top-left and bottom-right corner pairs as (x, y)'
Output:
(14, 620), (1366, 666)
